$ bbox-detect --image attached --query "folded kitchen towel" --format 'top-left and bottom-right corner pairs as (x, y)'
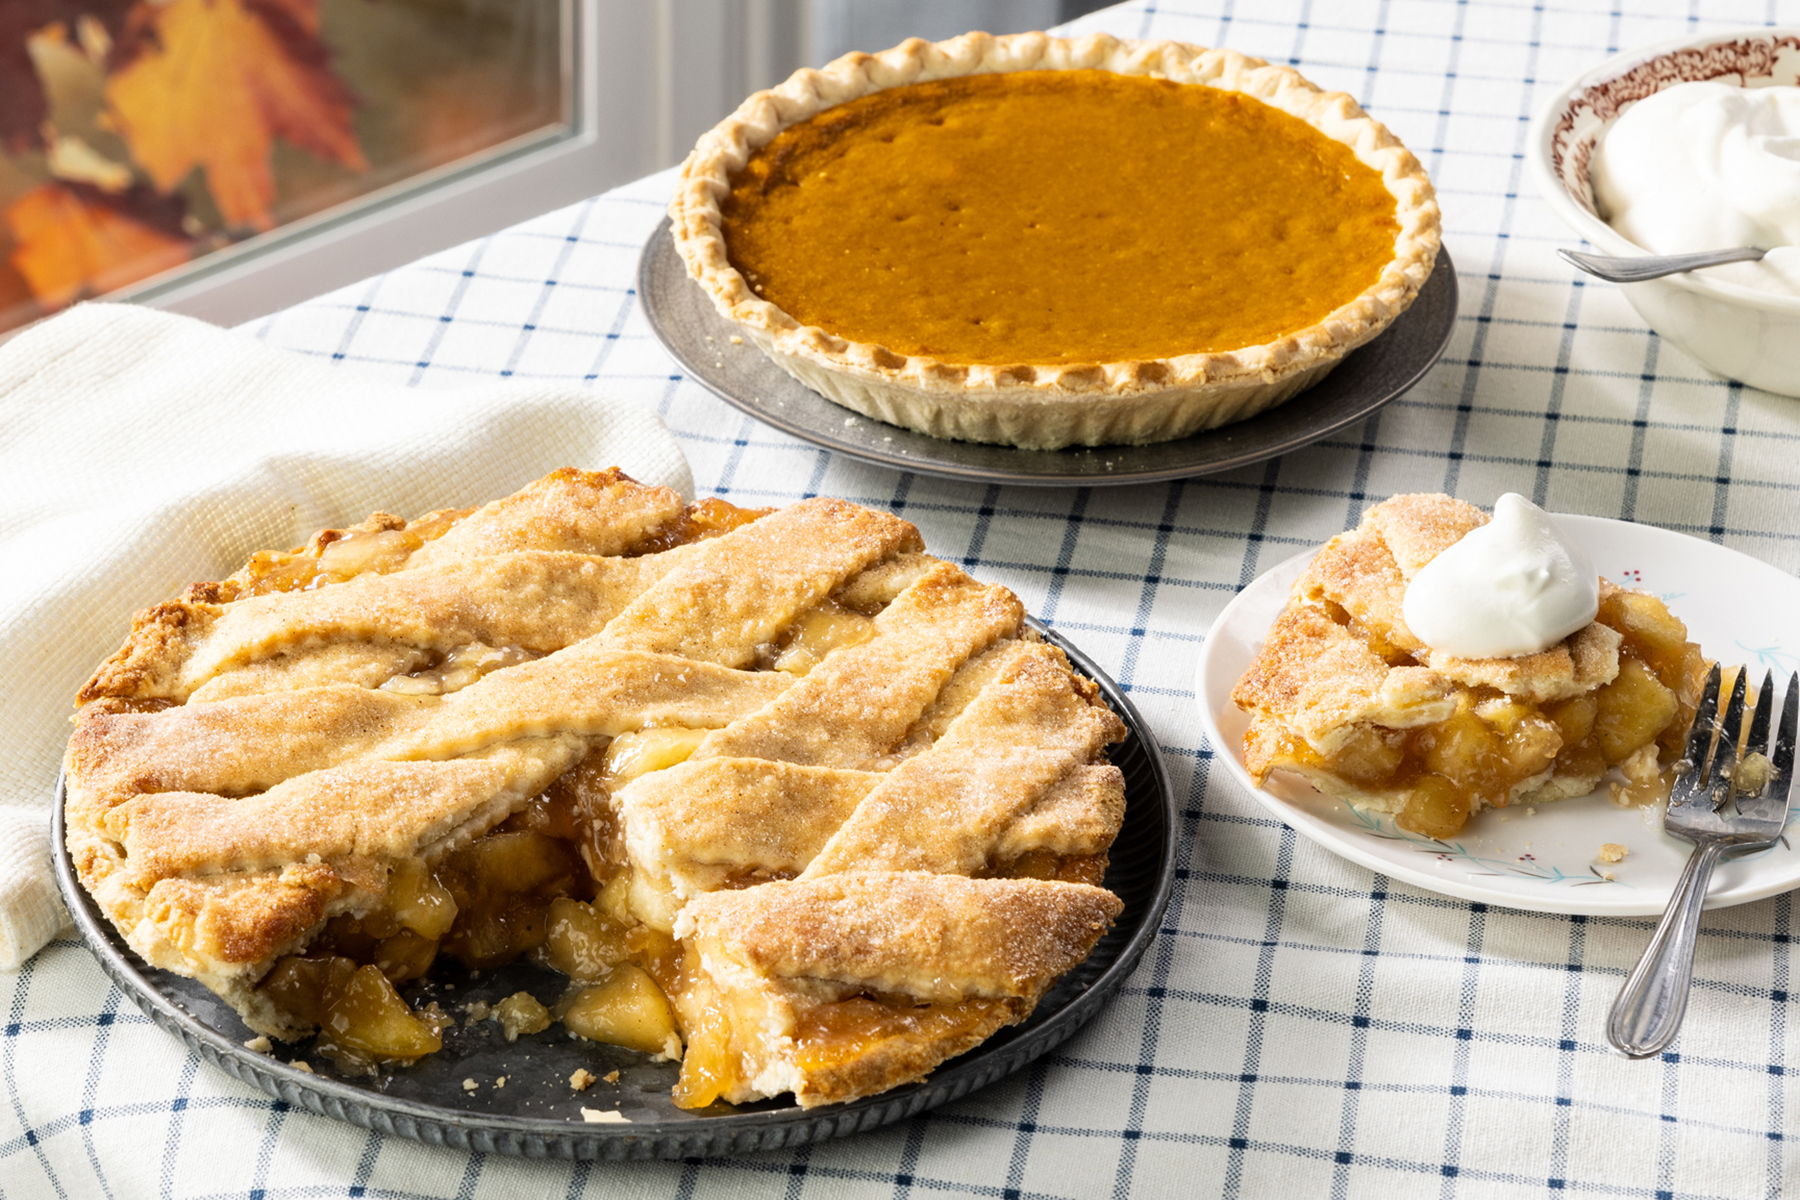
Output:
(0, 302), (692, 970)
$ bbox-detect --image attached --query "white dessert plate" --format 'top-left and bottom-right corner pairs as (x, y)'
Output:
(1194, 513), (1800, 916)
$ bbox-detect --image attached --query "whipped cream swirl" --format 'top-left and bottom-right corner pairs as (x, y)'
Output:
(1401, 493), (1598, 660)
(1592, 81), (1800, 297)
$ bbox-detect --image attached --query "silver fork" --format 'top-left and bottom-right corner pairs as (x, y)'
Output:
(1608, 666), (1798, 1058)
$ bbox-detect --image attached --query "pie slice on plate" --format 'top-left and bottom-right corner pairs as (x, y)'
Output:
(1231, 494), (1708, 838)
(63, 468), (1126, 1108)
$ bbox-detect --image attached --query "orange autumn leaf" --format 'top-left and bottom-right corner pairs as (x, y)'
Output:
(5, 183), (188, 308)
(104, 0), (366, 231)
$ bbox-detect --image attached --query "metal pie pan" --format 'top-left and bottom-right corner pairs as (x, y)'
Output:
(53, 620), (1175, 1160)
(638, 217), (1459, 486)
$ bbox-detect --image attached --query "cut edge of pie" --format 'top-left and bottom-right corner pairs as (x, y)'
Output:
(668, 30), (1442, 450)
(1231, 493), (1708, 839)
(62, 467), (1129, 1110)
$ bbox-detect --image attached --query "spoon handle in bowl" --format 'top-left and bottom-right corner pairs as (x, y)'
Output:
(1558, 246), (1767, 283)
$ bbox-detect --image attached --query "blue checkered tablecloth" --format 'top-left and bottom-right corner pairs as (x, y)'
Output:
(10, 1), (1800, 1195)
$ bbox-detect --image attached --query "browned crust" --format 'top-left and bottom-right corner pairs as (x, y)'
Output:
(1231, 491), (1671, 822)
(407, 466), (686, 566)
(684, 872), (1122, 1002)
(1230, 604), (1454, 752)
(79, 599), (221, 704)
(669, 31), (1440, 449)
(792, 997), (1027, 1108)
(1263, 495), (1624, 708)
(77, 468), (687, 707)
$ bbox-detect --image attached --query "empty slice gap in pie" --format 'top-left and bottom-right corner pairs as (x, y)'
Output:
(672, 31), (1440, 449)
(63, 467), (1127, 1109)
(1231, 494), (1708, 838)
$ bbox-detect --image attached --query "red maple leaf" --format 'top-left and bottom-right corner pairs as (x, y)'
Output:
(104, 0), (366, 231)
(0, 1), (135, 151)
(5, 180), (189, 307)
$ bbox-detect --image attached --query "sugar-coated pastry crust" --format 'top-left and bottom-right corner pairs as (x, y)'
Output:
(676, 872), (1121, 1107)
(680, 873), (1121, 1002)
(63, 468), (1128, 1105)
(1233, 493), (1698, 829)
(1232, 605), (1454, 763)
(669, 31), (1441, 449)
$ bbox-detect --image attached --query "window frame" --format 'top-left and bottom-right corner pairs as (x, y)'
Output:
(118, 0), (623, 326)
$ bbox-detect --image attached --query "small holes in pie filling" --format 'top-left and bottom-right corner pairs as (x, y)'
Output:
(1275, 589), (1706, 839)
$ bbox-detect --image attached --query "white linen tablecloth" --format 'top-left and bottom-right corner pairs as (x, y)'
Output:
(6, 1), (1800, 1196)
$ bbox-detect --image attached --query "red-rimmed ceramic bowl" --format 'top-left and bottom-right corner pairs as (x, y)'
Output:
(1530, 28), (1800, 396)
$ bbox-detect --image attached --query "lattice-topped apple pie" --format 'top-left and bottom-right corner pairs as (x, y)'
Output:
(64, 468), (1126, 1109)
(1232, 494), (1707, 838)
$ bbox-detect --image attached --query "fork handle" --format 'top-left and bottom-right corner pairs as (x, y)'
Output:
(1607, 840), (1726, 1058)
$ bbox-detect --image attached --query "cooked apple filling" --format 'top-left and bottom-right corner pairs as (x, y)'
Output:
(1234, 495), (1706, 839)
(252, 726), (1117, 1084)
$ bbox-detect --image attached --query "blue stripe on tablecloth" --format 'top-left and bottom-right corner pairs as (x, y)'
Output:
(13, 1), (1800, 1196)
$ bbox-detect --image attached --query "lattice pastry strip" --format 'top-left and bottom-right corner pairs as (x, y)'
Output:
(69, 651), (793, 808)
(689, 561), (1024, 769)
(62, 469), (1129, 1109)
(79, 467), (692, 704)
(619, 757), (1123, 918)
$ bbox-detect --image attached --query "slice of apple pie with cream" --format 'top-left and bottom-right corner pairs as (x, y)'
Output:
(1232, 493), (1706, 837)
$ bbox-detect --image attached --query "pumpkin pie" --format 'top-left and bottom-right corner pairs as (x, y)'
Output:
(63, 468), (1126, 1109)
(1232, 495), (1707, 838)
(670, 32), (1440, 449)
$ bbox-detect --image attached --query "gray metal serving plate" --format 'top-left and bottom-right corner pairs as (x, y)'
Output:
(54, 620), (1175, 1160)
(639, 217), (1458, 486)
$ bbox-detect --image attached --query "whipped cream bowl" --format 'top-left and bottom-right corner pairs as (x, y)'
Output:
(1530, 28), (1800, 396)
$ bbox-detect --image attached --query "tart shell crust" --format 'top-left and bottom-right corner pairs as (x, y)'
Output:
(670, 32), (1442, 450)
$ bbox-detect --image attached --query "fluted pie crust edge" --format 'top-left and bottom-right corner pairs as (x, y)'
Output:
(669, 31), (1442, 450)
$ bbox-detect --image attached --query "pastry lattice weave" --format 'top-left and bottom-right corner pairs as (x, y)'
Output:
(64, 469), (1126, 1107)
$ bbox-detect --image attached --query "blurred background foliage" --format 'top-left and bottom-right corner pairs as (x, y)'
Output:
(0, 0), (562, 334)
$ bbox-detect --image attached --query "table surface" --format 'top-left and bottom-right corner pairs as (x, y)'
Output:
(9, 2), (1800, 1197)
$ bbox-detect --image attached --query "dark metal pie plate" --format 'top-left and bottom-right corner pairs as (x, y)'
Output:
(53, 621), (1175, 1160)
(638, 217), (1459, 486)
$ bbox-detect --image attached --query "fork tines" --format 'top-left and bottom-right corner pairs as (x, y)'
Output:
(1669, 665), (1797, 820)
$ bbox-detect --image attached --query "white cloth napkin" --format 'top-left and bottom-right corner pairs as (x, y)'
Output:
(0, 302), (692, 971)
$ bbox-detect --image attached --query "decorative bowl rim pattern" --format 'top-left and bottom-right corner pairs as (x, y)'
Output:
(1529, 24), (1800, 314)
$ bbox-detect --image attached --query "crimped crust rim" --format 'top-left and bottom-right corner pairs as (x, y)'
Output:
(669, 31), (1443, 402)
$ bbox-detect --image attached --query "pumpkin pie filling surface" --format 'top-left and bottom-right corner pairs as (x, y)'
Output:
(721, 69), (1402, 366)
(673, 33), (1439, 448)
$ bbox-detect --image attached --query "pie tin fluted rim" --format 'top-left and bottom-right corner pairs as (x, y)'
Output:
(52, 618), (1176, 1160)
(639, 216), (1460, 486)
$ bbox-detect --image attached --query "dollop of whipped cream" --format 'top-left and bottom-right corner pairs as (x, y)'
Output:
(1592, 81), (1800, 297)
(1401, 494), (1598, 660)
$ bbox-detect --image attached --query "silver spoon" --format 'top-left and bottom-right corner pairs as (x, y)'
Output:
(1558, 246), (1767, 283)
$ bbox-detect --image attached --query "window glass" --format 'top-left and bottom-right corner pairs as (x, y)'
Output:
(0, 0), (566, 335)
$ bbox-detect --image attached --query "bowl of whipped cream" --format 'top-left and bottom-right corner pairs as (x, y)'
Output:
(1531, 28), (1800, 395)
